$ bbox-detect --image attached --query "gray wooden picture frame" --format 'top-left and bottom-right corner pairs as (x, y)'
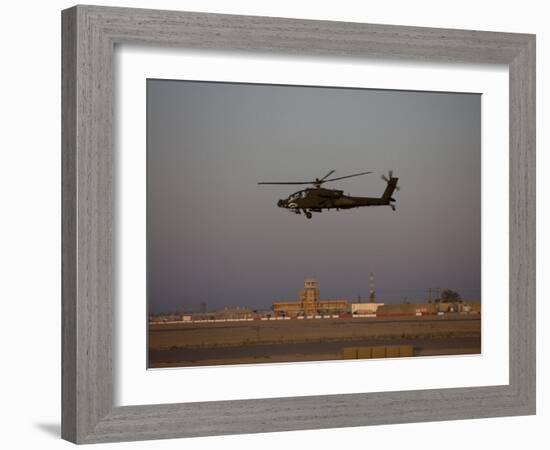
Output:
(62, 4), (536, 444)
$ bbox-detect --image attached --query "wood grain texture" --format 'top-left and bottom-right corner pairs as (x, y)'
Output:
(61, 4), (536, 444)
(61, 7), (77, 443)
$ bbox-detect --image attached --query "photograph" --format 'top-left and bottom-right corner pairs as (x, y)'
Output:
(147, 79), (482, 368)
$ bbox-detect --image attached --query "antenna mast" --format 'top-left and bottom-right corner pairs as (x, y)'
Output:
(369, 272), (376, 301)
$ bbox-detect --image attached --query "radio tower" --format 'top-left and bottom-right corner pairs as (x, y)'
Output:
(369, 272), (376, 301)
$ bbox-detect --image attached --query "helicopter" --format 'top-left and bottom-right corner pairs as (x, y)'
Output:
(258, 170), (399, 219)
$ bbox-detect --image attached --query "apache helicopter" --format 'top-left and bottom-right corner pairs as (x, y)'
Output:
(258, 170), (399, 219)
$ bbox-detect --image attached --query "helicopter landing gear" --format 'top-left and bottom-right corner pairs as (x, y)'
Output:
(390, 204), (396, 211)
(305, 211), (312, 219)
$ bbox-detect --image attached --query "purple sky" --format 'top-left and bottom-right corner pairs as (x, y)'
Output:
(147, 79), (481, 313)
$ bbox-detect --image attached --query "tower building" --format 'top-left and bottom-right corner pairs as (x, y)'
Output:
(272, 279), (348, 316)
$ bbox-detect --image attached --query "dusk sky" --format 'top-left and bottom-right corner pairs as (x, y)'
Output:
(147, 79), (481, 314)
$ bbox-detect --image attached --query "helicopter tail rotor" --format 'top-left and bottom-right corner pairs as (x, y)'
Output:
(382, 170), (400, 192)
(381, 170), (400, 206)
(381, 170), (393, 183)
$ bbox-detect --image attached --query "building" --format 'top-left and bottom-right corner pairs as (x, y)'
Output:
(216, 307), (255, 319)
(190, 306), (256, 321)
(351, 302), (384, 315)
(376, 301), (481, 316)
(436, 301), (480, 314)
(376, 303), (435, 316)
(272, 279), (349, 316)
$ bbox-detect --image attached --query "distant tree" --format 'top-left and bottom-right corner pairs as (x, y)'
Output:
(441, 289), (461, 301)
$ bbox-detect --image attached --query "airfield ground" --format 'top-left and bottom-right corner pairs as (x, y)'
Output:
(148, 315), (481, 368)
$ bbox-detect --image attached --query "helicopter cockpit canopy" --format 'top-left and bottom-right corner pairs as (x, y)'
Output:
(288, 190), (307, 201)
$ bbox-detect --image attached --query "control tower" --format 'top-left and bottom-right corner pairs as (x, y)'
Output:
(299, 279), (320, 314)
(272, 279), (348, 317)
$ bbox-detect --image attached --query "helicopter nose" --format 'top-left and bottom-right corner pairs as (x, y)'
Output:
(277, 199), (285, 208)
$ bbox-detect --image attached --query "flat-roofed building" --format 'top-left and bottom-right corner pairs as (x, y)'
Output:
(377, 303), (435, 316)
(351, 302), (384, 315)
(436, 301), (480, 313)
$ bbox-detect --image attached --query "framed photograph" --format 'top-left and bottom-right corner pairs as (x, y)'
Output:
(62, 5), (535, 444)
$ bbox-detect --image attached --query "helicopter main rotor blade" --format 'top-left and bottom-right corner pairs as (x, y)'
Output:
(258, 170), (372, 186)
(319, 170), (335, 181)
(258, 181), (316, 185)
(323, 170), (372, 183)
